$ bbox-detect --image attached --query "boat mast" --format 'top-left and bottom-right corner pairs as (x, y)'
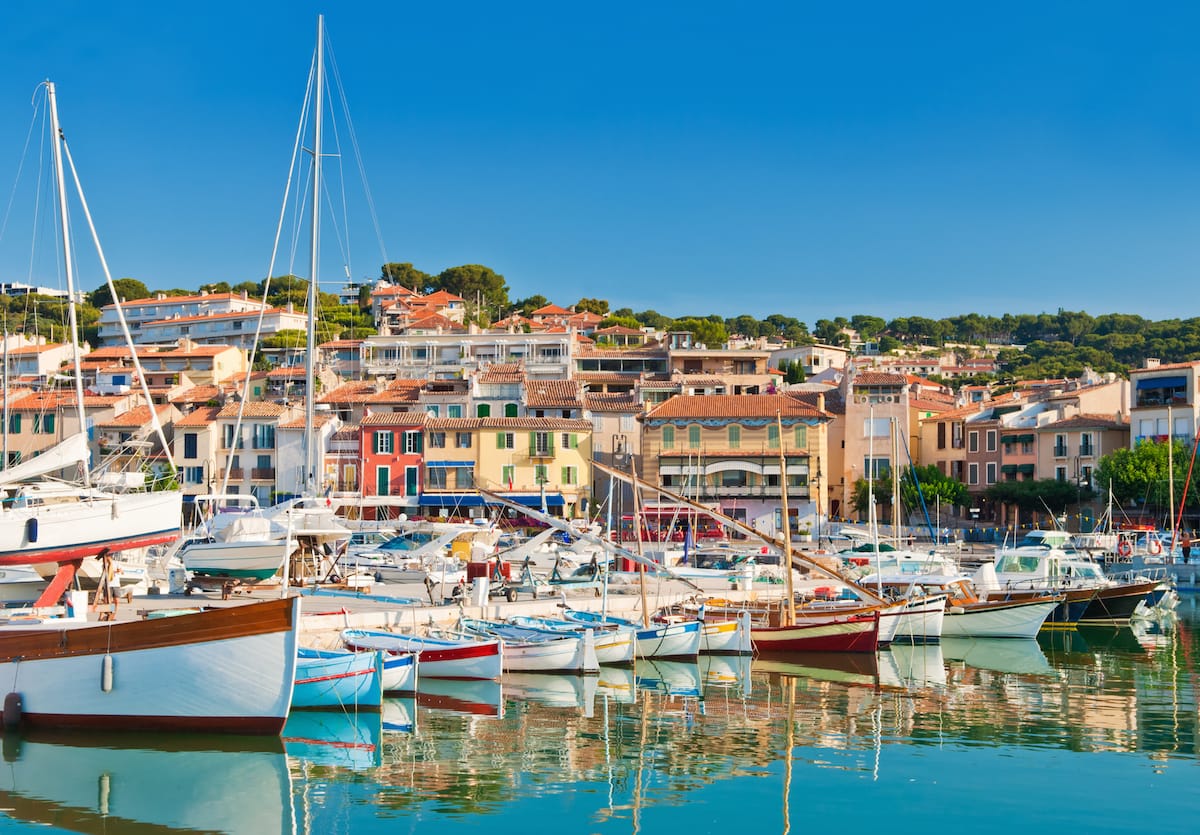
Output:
(776, 412), (795, 626)
(2, 331), (8, 468)
(46, 81), (90, 489)
(304, 15), (324, 498)
(1167, 403), (1175, 535)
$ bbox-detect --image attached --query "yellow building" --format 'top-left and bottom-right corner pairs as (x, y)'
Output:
(420, 417), (593, 518)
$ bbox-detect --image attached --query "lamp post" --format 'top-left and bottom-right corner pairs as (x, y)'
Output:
(812, 459), (823, 550)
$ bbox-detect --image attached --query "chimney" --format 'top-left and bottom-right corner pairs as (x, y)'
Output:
(1145, 358), (1160, 369)
(817, 392), (826, 413)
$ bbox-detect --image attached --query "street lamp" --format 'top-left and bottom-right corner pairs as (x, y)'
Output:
(812, 459), (823, 549)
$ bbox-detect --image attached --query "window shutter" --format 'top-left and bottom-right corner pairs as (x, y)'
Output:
(415, 433), (423, 453)
(570, 433), (578, 449)
(497, 432), (505, 449)
(529, 432), (537, 454)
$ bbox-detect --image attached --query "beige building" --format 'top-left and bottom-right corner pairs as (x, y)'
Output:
(419, 417), (593, 519)
(640, 394), (831, 537)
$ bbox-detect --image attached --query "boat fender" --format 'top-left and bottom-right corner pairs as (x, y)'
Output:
(24, 517), (37, 544)
(947, 606), (965, 615)
(2, 693), (22, 729)
(101, 654), (114, 693)
(1148, 539), (1162, 555)
(1117, 540), (1132, 557)
(1, 731), (19, 763)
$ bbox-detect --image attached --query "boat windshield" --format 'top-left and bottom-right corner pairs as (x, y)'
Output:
(995, 554), (1042, 574)
(380, 531), (439, 551)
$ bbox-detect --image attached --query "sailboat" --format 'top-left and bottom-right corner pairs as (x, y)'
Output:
(178, 17), (356, 585)
(0, 82), (303, 735)
(0, 81), (182, 605)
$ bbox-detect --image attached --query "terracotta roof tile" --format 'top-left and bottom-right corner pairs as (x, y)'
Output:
(1040, 413), (1130, 430)
(852, 372), (907, 386)
(645, 394), (827, 421)
(97, 404), (173, 427)
(426, 417), (593, 430)
(279, 414), (338, 429)
(175, 406), (222, 427)
(525, 379), (581, 408)
(169, 385), (223, 404)
(584, 393), (643, 412)
(362, 412), (427, 427)
(216, 402), (288, 418)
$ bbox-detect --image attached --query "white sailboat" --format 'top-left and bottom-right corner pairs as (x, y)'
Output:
(0, 81), (183, 607)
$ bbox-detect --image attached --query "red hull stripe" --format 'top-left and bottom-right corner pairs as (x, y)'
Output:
(418, 643), (500, 664)
(0, 530), (180, 566)
(20, 712), (285, 735)
(296, 668), (376, 685)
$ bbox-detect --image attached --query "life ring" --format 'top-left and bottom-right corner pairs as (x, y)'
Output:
(1148, 538), (1162, 555)
(1116, 540), (1132, 557)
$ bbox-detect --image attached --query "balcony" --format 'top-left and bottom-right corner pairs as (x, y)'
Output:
(227, 468), (245, 480)
(1053, 445), (1067, 458)
(1078, 445), (1095, 458)
(251, 467), (276, 480)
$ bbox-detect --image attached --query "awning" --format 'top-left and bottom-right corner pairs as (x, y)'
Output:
(1136, 375), (1186, 390)
(418, 493), (565, 508)
(423, 461), (475, 468)
(1018, 463), (1035, 474)
(1000, 464), (1018, 474)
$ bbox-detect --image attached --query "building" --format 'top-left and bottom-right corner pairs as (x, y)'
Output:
(211, 401), (301, 505)
(640, 394), (830, 538)
(362, 332), (574, 380)
(418, 417), (594, 519)
(96, 291), (267, 346)
(357, 412), (427, 519)
(137, 307), (308, 348)
(1128, 359), (1199, 445)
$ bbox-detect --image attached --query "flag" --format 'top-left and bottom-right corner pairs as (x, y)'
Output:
(507, 473), (513, 491)
(324, 483), (332, 507)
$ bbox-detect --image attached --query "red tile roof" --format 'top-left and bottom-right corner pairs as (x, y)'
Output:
(525, 379), (582, 408)
(362, 412), (427, 427)
(175, 406), (222, 427)
(217, 402), (289, 418)
(97, 404), (173, 427)
(646, 394), (826, 420)
(427, 417), (593, 431)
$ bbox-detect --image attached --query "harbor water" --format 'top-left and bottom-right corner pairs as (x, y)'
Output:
(1, 596), (1197, 834)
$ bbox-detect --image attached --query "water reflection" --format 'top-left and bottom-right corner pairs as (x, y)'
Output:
(3, 604), (1198, 834)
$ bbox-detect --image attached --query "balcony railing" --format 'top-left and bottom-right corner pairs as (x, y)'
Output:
(1078, 445), (1094, 457)
(251, 467), (276, 480)
(1053, 445), (1067, 458)
(227, 468), (245, 480)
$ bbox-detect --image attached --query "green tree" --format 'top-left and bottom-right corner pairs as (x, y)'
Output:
(598, 315), (643, 330)
(380, 262), (432, 290)
(89, 278), (150, 309)
(850, 315), (887, 341)
(514, 295), (548, 316)
(432, 265), (509, 313)
(1095, 440), (1198, 511)
(199, 281), (231, 294)
(673, 317), (728, 347)
(575, 298), (609, 316)
(985, 478), (1086, 514)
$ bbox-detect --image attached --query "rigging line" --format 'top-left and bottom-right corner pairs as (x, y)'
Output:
(325, 37), (389, 265)
(59, 137), (175, 475)
(896, 428), (936, 541)
(221, 48), (314, 495)
(0, 88), (44, 250)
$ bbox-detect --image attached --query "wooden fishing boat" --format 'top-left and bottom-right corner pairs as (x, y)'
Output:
(342, 628), (502, 680)
(458, 617), (599, 674)
(562, 609), (702, 659)
(0, 596), (300, 733)
(292, 648), (383, 710)
(751, 612), (879, 654)
(506, 614), (636, 664)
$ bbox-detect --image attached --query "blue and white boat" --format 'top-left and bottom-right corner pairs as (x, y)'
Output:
(562, 609), (702, 659)
(292, 648), (383, 710)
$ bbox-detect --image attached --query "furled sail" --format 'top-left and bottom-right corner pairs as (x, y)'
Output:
(0, 432), (89, 485)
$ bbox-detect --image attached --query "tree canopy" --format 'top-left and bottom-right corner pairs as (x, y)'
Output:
(88, 278), (150, 309)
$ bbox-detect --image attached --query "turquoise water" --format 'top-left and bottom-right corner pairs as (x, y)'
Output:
(2, 597), (1197, 834)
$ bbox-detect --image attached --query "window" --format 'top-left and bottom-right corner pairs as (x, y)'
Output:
(1054, 434), (1067, 456)
(532, 431), (553, 456)
(376, 466), (391, 496)
(721, 470), (748, 487)
(662, 426), (675, 450)
(426, 468), (447, 489)
(937, 423), (946, 450)
(728, 425), (741, 449)
(7, 414), (18, 433)
(863, 418), (888, 437)
(561, 433), (578, 450)
(561, 466), (577, 485)
(455, 432), (472, 449)
(222, 424), (243, 449)
(453, 467), (474, 488)
(476, 403), (491, 417)
(447, 405), (462, 419)
(496, 432), (515, 450)
(42, 414), (54, 434)
(968, 462), (979, 485)
(183, 433), (198, 459)
(863, 457), (890, 479)
(256, 454), (271, 470)
(968, 431), (979, 453)
(374, 431), (394, 455)
(252, 423), (275, 449)
(688, 425), (701, 449)
(986, 462), (997, 484)
(6, 451), (19, 466)
(426, 405), (439, 417)
(1079, 433), (1094, 456)
(504, 403), (519, 417)
(535, 464), (548, 484)
(428, 432), (447, 448)
(794, 425), (807, 447)
(31, 415), (41, 435)
(403, 431), (423, 454)
(502, 464), (515, 488)
(1055, 466), (1067, 482)
(767, 424), (779, 449)
(1020, 439), (1033, 454)
(986, 430), (996, 452)
(185, 466), (204, 484)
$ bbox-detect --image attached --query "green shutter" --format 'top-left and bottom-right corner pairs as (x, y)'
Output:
(415, 432), (423, 453)
(44, 414), (54, 433)
(529, 432), (537, 454)
(570, 433), (578, 449)
(497, 432), (505, 449)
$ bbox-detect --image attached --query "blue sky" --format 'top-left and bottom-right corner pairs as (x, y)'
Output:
(2, 1), (1198, 324)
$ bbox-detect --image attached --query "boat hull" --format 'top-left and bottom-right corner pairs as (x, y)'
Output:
(700, 614), (753, 654)
(179, 540), (287, 580)
(378, 651), (418, 692)
(342, 629), (502, 680)
(292, 648), (383, 710)
(501, 633), (598, 673)
(889, 594), (948, 643)
(0, 490), (182, 566)
(752, 614), (879, 654)
(0, 596), (299, 734)
(1080, 580), (1159, 625)
(942, 597), (1059, 639)
(634, 619), (702, 659)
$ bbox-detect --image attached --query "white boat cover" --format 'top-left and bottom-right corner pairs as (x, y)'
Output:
(0, 433), (89, 485)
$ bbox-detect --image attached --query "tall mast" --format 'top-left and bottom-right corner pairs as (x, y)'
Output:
(776, 412), (795, 626)
(46, 81), (89, 488)
(305, 16), (324, 497)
